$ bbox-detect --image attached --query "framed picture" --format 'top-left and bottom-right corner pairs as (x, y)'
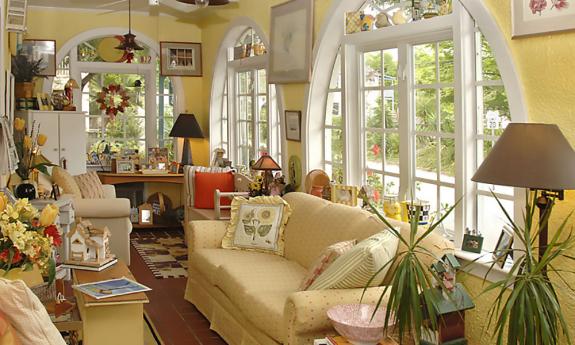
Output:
(116, 159), (135, 174)
(462, 234), (484, 254)
(269, 0), (313, 83)
(138, 203), (154, 225)
(512, 0), (575, 37)
(148, 147), (169, 168)
(285, 110), (302, 142)
(331, 184), (358, 207)
(20, 40), (56, 76)
(36, 93), (53, 111)
(493, 225), (514, 268)
(160, 42), (202, 77)
(169, 161), (181, 174)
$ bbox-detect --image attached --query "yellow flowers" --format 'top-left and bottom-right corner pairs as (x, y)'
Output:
(23, 136), (32, 150)
(38, 204), (59, 227)
(37, 134), (47, 146)
(0, 193), (7, 213)
(14, 118), (25, 131)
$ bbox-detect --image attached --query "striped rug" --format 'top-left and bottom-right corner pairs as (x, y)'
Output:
(131, 230), (188, 279)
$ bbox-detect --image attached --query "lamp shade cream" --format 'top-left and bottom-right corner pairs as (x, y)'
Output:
(472, 123), (575, 190)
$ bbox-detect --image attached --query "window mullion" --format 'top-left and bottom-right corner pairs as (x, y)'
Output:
(343, 43), (361, 186)
(398, 42), (413, 201)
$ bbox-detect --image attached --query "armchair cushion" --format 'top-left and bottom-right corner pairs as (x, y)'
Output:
(52, 167), (81, 198)
(73, 171), (104, 199)
(102, 184), (116, 198)
(194, 172), (234, 209)
(73, 197), (131, 218)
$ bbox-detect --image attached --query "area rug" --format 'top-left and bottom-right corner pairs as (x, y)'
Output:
(131, 231), (188, 279)
(144, 311), (164, 345)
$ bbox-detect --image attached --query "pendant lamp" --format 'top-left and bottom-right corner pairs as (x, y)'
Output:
(115, 0), (144, 59)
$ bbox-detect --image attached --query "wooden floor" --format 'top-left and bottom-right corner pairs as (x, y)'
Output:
(129, 237), (227, 345)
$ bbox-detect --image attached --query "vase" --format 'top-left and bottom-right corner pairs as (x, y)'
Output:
(0, 266), (44, 288)
(14, 82), (35, 99)
(15, 180), (36, 200)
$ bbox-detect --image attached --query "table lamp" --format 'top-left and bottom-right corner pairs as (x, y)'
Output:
(252, 153), (281, 195)
(169, 114), (204, 166)
(471, 123), (575, 260)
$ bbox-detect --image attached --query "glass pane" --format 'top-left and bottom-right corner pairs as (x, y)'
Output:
(415, 89), (437, 132)
(440, 186), (455, 234)
(365, 90), (383, 129)
(326, 92), (342, 127)
(259, 122), (269, 153)
(384, 175), (400, 197)
(384, 133), (400, 174)
(414, 43), (436, 85)
(257, 69), (267, 94)
(416, 136), (438, 179)
(222, 119), (228, 142)
(366, 170), (384, 206)
(415, 182), (438, 217)
(366, 130), (383, 170)
(326, 164), (344, 184)
(364, 51), (382, 87)
(382, 48), (398, 87)
(438, 40), (454, 83)
(478, 195), (514, 252)
(480, 33), (501, 81)
(482, 86), (510, 136)
(329, 53), (342, 89)
(383, 89), (399, 129)
(440, 87), (455, 132)
(440, 138), (455, 183)
(325, 129), (344, 164)
(237, 71), (251, 94)
(258, 95), (268, 122)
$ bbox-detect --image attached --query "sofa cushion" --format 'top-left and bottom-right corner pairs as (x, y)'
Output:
(194, 172), (235, 209)
(308, 230), (398, 290)
(189, 248), (286, 285)
(282, 193), (390, 269)
(238, 291), (291, 342)
(52, 167), (82, 198)
(74, 171), (105, 199)
(298, 239), (357, 290)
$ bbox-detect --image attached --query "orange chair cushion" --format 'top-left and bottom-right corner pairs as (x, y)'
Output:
(194, 172), (235, 209)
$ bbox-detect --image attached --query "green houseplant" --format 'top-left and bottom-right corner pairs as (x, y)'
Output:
(360, 191), (458, 344)
(11, 54), (45, 98)
(483, 191), (575, 345)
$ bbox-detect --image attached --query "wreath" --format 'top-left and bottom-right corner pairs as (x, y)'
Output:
(95, 83), (131, 119)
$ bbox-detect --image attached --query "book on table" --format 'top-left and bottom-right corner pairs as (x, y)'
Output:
(73, 277), (151, 300)
(326, 336), (398, 345)
(62, 257), (118, 272)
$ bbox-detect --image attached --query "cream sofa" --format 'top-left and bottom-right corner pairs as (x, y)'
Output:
(184, 192), (453, 345)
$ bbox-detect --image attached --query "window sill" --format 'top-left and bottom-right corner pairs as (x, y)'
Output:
(455, 250), (513, 283)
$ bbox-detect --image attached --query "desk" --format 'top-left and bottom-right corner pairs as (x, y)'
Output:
(97, 172), (184, 185)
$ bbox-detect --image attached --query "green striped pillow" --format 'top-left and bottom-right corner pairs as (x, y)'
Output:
(307, 230), (398, 290)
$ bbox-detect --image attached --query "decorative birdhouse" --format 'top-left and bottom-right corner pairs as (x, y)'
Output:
(66, 220), (114, 266)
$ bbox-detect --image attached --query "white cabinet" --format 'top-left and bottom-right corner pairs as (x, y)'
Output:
(16, 111), (86, 175)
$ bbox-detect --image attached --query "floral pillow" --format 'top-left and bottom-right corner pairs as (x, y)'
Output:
(221, 196), (292, 256)
(299, 239), (357, 291)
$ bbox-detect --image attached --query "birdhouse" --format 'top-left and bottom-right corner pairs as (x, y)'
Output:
(430, 254), (461, 292)
(66, 220), (114, 266)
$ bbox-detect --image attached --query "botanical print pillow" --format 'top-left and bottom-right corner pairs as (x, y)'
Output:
(221, 196), (292, 256)
(299, 239), (357, 291)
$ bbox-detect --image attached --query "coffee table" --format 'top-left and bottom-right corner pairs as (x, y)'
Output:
(72, 260), (149, 345)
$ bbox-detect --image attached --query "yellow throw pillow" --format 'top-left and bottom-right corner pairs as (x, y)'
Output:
(221, 196), (292, 256)
(307, 230), (399, 290)
(73, 171), (105, 199)
(51, 167), (82, 198)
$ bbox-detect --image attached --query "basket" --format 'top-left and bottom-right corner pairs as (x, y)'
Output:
(31, 281), (57, 304)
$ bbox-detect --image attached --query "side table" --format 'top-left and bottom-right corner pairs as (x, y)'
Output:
(31, 196), (75, 262)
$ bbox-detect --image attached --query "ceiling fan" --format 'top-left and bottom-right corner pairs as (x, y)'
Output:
(96, 0), (234, 13)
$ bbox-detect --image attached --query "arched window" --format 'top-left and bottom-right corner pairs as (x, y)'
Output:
(310, 0), (527, 253)
(211, 21), (282, 171)
(51, 32), (179, 164)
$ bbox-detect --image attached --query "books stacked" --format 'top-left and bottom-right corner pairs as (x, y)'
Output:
(62, 257), (118, 272)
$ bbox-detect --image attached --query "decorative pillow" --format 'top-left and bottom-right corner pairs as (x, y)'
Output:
(184, 166), (232, 207)
(51, 167), (82, 198)
(307, 230), (399, 290)
(73, 171), (105, 199)
(221, 196), (292, 256)
(299, 240), (357, 291)
(194, 172), (235, 209)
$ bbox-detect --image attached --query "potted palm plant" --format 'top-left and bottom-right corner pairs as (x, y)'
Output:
(360, 190), (459, 344)
(11, 54), (46, 99)
(483, 192), (575, 345)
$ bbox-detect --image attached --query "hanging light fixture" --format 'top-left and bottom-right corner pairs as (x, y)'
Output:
(115, 0), (144, 62)
(175, 0), (230, 6)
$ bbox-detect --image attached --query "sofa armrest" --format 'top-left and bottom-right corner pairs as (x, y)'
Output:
(284, 287), (390, 344)
(73, 197), (131, 218)
(102, 185), (117, 198)
(187, 220), (228, 251)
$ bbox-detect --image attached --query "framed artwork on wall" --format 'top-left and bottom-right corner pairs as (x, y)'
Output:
(269, 0), (313, 84)
(20, 40), (56, 76)
(512, 0), (575, 37)
(285, 110), (302, 142)
(160, 42), (202, 77)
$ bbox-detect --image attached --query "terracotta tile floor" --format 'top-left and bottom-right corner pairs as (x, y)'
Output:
(129, 232), (227, 345)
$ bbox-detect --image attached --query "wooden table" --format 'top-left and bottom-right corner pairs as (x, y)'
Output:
(97, 172), (184, 185)
(73, 261), (149, 345)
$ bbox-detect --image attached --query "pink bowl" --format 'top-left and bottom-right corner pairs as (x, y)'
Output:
(327, 304), (391, 345)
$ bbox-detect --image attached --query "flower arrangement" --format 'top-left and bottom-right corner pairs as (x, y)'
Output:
(0, 192), (61, 282)
(13, 118), (53, 181)
(95, 83), (131, 119)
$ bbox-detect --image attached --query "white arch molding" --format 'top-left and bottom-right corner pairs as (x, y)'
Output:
(45, 27), (185, 118)
(303, 0), (528, 174)
(209, 17), (287, 172)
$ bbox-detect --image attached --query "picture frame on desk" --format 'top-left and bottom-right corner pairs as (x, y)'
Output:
(331, 184), (358, 207)
(493, 225), (514, 268)
(116, 159), (135, 174)
(37, 93), (53, 111)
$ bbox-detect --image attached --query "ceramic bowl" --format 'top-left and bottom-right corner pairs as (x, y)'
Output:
(327, 303), (390, 345)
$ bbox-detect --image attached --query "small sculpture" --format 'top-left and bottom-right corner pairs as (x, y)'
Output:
(67, 220), (114, 265)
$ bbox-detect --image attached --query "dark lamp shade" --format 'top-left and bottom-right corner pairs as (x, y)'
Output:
(169, 114), (204, 139)
(175, 0), (230, 5)
(472, 123), (575, 190)
(252, 154), (281, 171)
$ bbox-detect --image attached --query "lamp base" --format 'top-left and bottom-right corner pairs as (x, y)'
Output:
(181, 139), (193, 166)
